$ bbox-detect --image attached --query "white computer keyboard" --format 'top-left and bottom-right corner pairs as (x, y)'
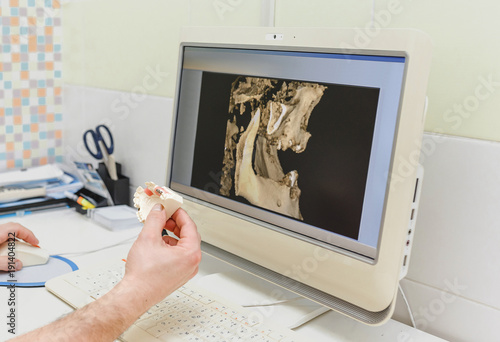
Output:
(46, 260), (303, 342)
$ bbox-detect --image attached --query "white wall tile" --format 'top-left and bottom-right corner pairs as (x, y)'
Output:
(62, 84), (174, 190)
(400, 279), (500, 342)
(392, 133), (500, 341)
(407, 133), (500, 309)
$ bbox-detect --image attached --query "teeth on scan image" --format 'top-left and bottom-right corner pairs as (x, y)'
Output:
(220, 77), (326, 220)
(133, 182), (183, 223)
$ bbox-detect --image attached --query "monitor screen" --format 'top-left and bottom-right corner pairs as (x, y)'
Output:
(171, 46), (405, 260)
(167, 27), (432, 325)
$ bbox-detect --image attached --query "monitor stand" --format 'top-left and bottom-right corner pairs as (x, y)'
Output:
(201, 241), (396, 326)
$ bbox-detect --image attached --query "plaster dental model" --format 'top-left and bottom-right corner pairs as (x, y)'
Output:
(133, 182), (183, 223)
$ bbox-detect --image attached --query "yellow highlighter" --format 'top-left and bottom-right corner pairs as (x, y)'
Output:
(64, 191), (96, 209)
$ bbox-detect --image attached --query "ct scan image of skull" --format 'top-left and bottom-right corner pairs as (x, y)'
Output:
(220, 77), (327, 220)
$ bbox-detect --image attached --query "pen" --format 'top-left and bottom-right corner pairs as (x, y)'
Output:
(64, 191), (96, 209)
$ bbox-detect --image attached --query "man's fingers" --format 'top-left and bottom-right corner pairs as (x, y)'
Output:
(142, 204), (167, 239)
(0, 256), (22, 272)
(162, 235), (178, 246)
(0, 223), (39, 246)
(13, 226), (39, 246)
(0, 256), (8, 271)
(141, 206), (199, 250)
(170, 209), (201, 246)
(164, 218), (177, 232)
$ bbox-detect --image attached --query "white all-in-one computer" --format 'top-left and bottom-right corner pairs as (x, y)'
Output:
(168, 26), (432, 325)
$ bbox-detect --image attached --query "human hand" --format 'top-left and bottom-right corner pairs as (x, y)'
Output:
(120, 204), (201, 310)
(6, 208), (200, 342)
(0, 222), (40, 271)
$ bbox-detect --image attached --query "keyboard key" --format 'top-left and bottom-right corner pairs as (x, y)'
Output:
(58, 260), (303, 341)
(146, 324), (170, 338)
(268, 331), (286, 340)
(191, 293), (215, 305)
(136, 313), (164, 330)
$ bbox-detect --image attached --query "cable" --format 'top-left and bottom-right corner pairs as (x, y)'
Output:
(54, 234), (138, 258)
(288, 306), (330, 330)
(242, 297), (331, 330)
(399, 283), (416, 328)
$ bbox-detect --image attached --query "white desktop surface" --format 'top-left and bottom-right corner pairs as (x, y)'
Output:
(0, 208), (446, 342)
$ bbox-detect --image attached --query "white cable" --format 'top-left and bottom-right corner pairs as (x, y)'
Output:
(242, 297), (331, 330)
(54, 234), (138, 258)
(399, 283), (416, 328)
(288, 306), (330, 330)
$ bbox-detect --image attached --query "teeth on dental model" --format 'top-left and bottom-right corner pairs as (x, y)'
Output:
(133, 181), (183, 223)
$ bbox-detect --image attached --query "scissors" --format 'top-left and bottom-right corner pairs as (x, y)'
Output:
(83, 125), (118, 181)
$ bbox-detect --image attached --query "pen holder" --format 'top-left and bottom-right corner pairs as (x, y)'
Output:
(97, 162), (130, 206)
(70, 188), (108, 215)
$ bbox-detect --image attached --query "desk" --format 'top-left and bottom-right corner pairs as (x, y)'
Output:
(0, 208), (446, 342)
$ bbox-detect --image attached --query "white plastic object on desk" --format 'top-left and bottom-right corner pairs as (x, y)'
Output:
(88, 205), (142, 231)
(0, 240), (50, 267)
(0, 164), (63, 187)
(0, 186), (46, 203)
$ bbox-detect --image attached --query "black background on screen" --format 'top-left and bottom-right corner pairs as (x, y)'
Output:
(190, 72), (380, 240)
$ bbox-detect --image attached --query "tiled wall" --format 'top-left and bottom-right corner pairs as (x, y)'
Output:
(0, 0), (63, 171)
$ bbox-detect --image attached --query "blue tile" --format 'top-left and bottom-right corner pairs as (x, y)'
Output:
(38, 98), (46, 105)
(5, 81), (12, 89)
(38, 80), (46, 88)
(28, 0), (36, 6)
(15, 159), (23, 167)
(55, 113), (63, 121)
(39, 131), (47, 139)
(31, 114), (39, 123)
(0, 153), (6, 161)
(23, 141), (31, 150)
(22, 98), (30, 106)
(48, 148), (55, 156)
(23, 124), (30, 132)
(6, 126), (14, 134)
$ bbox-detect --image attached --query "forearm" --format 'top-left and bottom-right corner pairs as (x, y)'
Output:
(11, 279), (149, 342)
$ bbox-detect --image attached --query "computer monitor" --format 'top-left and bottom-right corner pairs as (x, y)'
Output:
(168, 27), (432, 325)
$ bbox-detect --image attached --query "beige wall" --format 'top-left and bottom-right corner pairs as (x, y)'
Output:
(275, 0), (500, 142)
(62, 0), (263, 98)
(63, 0), (500, 142)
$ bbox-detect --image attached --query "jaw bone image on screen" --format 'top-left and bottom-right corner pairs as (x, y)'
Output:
(220, 77), (327, 220)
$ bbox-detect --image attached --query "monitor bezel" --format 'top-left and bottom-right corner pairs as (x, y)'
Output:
(169, 42), (408, 262)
